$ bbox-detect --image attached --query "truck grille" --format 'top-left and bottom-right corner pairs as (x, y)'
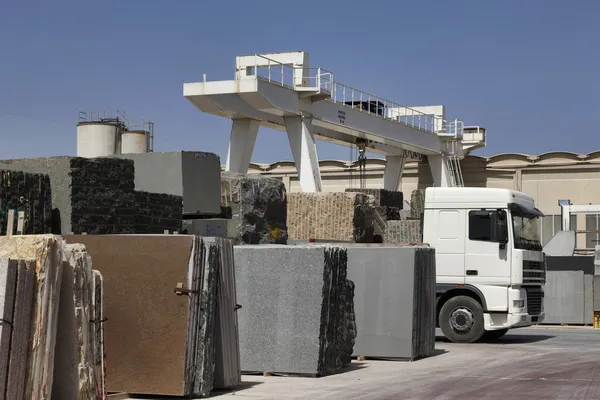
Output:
(526, 287), (543, 316)
(523, 260), (546, 285)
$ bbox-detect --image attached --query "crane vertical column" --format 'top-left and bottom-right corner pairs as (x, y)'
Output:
(428, 154), (452, 187)
(284, 115), (323, 192)
(383, 154), (406, 191)
(225, 118), (260, 174)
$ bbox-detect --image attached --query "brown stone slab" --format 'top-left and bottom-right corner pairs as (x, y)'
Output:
(64, 235), (194, 396)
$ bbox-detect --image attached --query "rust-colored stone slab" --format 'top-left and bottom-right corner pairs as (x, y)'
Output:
(64, 235), (194, 396)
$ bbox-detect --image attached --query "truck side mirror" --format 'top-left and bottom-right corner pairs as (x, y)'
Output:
(492, 210), (509, 245)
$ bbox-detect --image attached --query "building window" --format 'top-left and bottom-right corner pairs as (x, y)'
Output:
(586, 214), (600, 249)
(538, 215), (577, 247)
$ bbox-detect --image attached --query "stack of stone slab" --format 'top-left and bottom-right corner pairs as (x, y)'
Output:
(64, 234), (241, 398)
(220, 172), (288, 244)
(346, 244), (436, 360)
(287, 192), (375, 243)
(234, 245), (356, 376)
(382, 189), (425, 243)
(0, 235), (105, 400)
(345, 189), (403, 242)
(0, 170), (53, 235)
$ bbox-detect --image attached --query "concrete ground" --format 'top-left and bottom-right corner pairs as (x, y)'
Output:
(125, 326), (600, 400)
(209, 327), (600, 400)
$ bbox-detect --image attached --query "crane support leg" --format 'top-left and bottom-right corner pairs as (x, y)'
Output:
(284, 116), (323, 192)
(225, 118), (260, 174)
(383, 155), (406, 191)
(428, 154), (452, 187)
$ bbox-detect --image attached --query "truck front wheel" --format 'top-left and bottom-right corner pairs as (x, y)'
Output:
(439, 295), (485, 343)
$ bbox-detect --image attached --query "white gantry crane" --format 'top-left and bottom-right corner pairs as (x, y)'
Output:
(183, 51), (486, 192)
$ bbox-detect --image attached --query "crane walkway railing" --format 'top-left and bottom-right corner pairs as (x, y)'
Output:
(241, 54), (462, 137)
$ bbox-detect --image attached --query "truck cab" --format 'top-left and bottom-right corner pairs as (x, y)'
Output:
(422, 187), (545, 343)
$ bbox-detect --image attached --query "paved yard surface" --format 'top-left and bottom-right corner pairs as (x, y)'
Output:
(129, 327), (600, 399)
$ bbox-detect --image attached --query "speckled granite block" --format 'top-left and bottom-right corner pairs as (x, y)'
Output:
(409, 189), (425, 219)
(384, 220), (423, 243)
(287, 193), (374, 243)
(234, 245), (356, 376)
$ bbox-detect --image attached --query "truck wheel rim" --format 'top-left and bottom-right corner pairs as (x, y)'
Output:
(449, 307), (474, 333)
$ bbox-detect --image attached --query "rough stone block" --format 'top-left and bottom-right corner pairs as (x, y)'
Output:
(234, 245), (356, 376)
(0, 156), (185, 235)
(134, 191), (183, 233)
(384, 220), (423, 243)
(287, 192), (374, 243)
(345, 188), (403, 208)
(221, 172), (288, 245)
(0, 170), (52, 235)
(111, 151), (222, 216)
(409, 189), (426, 219)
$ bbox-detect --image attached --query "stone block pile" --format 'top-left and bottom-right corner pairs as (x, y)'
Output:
(0, 170), (53, 235)
(65, 234), (241, 398)
(0, 156), (184, 235)
(380, 189), (425, 243)
(134, 191), (183, 233)
(220, 172), (288, 244)
(346, 189), (403, 242)
(0, 234), (105, 400)
(234, 245), (356, 376)
(69, 157), (137, 234)
(287, 192), (375, 242)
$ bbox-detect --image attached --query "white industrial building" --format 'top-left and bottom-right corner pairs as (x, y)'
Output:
(245, 151), (600, 251)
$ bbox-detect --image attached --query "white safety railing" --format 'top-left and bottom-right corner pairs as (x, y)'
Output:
(240, 54), (468, 136)
(443, 119), (464, 138)
(328, 82), (444, 134)
(241, 54), (333, 94)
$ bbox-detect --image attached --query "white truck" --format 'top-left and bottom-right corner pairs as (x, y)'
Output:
(421, 187), (546, 343)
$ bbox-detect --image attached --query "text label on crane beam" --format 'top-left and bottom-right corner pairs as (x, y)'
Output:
(337, 110), (346, 124)
(403, 150), (423, 161)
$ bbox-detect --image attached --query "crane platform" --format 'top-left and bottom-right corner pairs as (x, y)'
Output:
(184, 51), (486, 191)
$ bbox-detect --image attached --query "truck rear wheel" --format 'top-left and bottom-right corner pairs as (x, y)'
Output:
(439, 295), (485, 343)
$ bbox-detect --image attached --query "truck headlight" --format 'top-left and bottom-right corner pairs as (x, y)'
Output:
(513, 300), (525, 309)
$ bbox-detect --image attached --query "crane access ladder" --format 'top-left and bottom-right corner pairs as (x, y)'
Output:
(446, 155), (464, 187)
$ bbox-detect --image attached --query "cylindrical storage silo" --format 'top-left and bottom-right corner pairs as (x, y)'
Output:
(77, 122), (120, 158)
(121, 130), (148, 154)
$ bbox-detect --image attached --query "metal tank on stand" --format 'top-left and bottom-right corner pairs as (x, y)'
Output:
(76, 110), (154, 157)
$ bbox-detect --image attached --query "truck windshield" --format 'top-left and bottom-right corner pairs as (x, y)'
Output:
(511, 214), (542, 251)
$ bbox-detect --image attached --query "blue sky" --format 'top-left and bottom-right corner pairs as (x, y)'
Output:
(1, 0), (598, 164)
